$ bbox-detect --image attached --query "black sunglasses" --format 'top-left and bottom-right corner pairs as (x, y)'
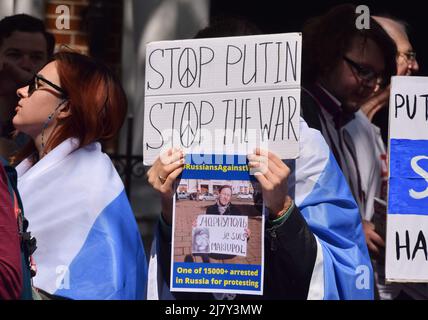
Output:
(28, 74), (68, 98)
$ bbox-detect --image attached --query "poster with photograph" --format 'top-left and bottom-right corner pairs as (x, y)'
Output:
(170, 154), (264, 295)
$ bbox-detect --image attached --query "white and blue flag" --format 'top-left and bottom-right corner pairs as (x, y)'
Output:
(16, 138), (147, 300)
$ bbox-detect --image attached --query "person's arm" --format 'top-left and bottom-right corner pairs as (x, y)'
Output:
(248, 149), (317, 299)
(157, 213), (173, 286)
(147, 148), (185, 226)
(288, 120), (374, 299)
(0, 165), (22, 299)
(147, 148), (192, 284)
(362, 219), (385, 256)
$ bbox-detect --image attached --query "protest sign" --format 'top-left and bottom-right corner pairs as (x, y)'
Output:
(386, 76), (428, 282)
(143, 33), (302, 164)
(171, 154), (264, 295)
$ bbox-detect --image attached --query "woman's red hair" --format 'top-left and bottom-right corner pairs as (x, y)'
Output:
(12, 51), (127, 164)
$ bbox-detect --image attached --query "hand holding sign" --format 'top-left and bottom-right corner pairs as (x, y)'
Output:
(362, 220), (385, 257)
(360, 85), (390, 122)
(147, 148), (185, 225)
(248, 148), (292, 219)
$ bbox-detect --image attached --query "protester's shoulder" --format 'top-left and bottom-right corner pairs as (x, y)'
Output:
(75, 142), (117, 174)
(353, 110), (376, 128)
(73, 142), (125, 194)
(298, 117), (330, 161)
(346, 111), (383, 140)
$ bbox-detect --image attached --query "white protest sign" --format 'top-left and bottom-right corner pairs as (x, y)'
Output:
(192, 215), (248, 257)
(143, 33), (302, 164)
(386, 76), (428, 282)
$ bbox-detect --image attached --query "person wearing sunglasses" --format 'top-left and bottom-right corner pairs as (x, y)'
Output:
(0, 14), (55, 159)
(364, 16), (420, 145)
(301, 5), (397, 292)
(358, 15), (425, 301)
(11, 51), (147, 300)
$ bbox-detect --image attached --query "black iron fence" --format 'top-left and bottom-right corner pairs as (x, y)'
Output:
(107, 116), (146, 197)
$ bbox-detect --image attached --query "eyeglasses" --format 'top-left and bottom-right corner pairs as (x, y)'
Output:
(398, 51), (417, 63)
(343, 56), (384, 86)
(28, 74), (68, 98)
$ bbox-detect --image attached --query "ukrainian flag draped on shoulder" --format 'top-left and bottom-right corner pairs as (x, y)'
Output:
(16, 138), (147, 300)
(147, 118), (373, 300)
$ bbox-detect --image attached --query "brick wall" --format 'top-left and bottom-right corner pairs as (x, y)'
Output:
(45, 0), (90, 54)
(44, 0), (123, 75)
(44, 0), (124, 152)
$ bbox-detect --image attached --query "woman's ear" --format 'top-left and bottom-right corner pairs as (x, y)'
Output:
(57, 101), (72, 120)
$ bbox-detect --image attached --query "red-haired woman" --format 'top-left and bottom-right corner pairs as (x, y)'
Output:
(12, 51), (147, 300)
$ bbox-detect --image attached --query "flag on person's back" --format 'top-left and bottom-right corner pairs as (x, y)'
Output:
(289, 119), (373, 299)
(16, 138), (147, 300)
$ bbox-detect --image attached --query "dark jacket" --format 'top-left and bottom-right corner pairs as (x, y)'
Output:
(0, 164), (22, 299)
(205, 203), (242, 216)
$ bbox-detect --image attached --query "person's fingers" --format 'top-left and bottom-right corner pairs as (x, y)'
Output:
(252, 149), (290, 179)
(265, 149), (286, 170)
(248, 161), (261, 168)
(367, 240), (380, 256)
(248, 154), (280, 179)
(147, 166), (162, 190)
(248, 154), (269, 175)
(162, 158), (185, 178)
(245, 228), (251, 238)
(161, 166), (184, 192)
(251, 169), (273, 190)
(148, 148), (184, 188)
(249, 160), (278, 184)
(160, 148), (184, 166)
(268, 158), (290, 181)
(248, 160), (269, 175)
(370, 231), (385, 248)
(247, 154), (268, 165)
(363, 220), (375, 230)
(264, 168), (281, 186)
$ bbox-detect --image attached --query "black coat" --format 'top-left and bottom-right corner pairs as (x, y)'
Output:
(205, 203), (242, 216)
